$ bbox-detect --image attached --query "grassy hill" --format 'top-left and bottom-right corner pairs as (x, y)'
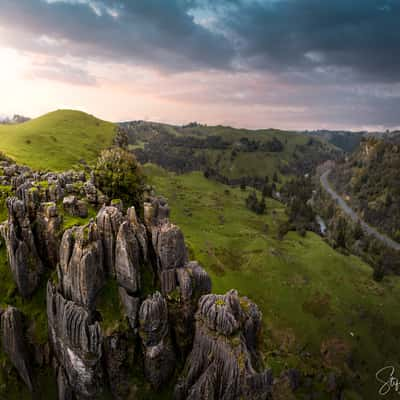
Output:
(122, 121), (342, 183)
(145, 163), (400, 399)
(0, 110), (116, 171)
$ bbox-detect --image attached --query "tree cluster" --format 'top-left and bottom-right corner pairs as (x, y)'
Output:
(245, 191), (266, 215)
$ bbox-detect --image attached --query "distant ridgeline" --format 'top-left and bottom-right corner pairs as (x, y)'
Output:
(121, 120), (342, 187)
(300, 129), (400, 153)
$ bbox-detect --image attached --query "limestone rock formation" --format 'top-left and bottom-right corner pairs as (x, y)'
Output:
(0, 197), (44, 297)
(47, 282), (103, 399)
(175, 290), (273, 400)
(152, 222), (187, 274)
(169, 261), (212, 355)
(144, 198), (188, 288)
(139, 292), (176, 388)
(58, 222), (105, 309)
(0, 161), (272, 399)
(127, 206), (148, 263)
(115, 221), (141, 293)
(35, 201), (63, 269)
(96, 205), (124, 275)
(0, 306), (33, 391)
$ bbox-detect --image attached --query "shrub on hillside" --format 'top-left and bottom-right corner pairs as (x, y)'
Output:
(93, 148), (145, 212)
(245, 191), (266, 215)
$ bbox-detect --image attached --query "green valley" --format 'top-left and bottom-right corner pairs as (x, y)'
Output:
(145, 163), (400, 399)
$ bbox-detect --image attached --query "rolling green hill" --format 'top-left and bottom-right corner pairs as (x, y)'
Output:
(122, 121), (342, 183)
(0, 110), (116, 171)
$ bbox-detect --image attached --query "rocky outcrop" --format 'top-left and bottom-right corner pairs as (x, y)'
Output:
(127, 206), (148, 264)
(151, 222), (187, 274)
(0, 197), (44, 297)
(115, 221), (141, 293)
(144, 198), (187, 288)
(96, 205), (124, 275)
(0, 306), (33, 391)
(63, 196), (88, 218)
(0, 159), (272, 399)
(139, 292), (176, 388)
(175, 290), (272, 400)
(35, 201), (63, 269)
(47, 282), (103, 399)
(166, 261), (211, 357)
(58, 222), (105, 310)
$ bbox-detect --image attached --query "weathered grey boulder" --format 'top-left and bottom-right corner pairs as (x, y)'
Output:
(175, 290), (272, 400)
(115, 221), (141, 293)
(47, 282), (103, 398)
(178, 261), (212, 301)
(63, 197), (88, 218)
(151, 222), (188, 274)
(139, 292), (176, 388)
(127, 206), (148, 262)
(34, 201), (62, 269)
(144, 197), (170, 227)
(169, 262), (212, 356)
(96, 205), (124, 275)
(0, 197), (44, 297)
(15, 181), (41, 218)
(47, 181), (65, 203)
(83, 181), (98, 204)
(1, 307), (33, 391)
(58, 222), (105, 309)
(62, 195), (77, 214)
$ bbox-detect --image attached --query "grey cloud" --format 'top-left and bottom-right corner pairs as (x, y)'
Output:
(0, 0), (235, 71)
(217, 0), (400, 83)
(0, 0), (399, 128)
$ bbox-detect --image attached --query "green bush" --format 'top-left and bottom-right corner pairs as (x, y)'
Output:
(93, 148), (145, 212)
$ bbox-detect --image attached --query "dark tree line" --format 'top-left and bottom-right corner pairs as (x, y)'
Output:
(245, 191), (266, 215)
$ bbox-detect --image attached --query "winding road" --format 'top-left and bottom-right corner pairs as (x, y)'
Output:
(320, 169), (400, 251)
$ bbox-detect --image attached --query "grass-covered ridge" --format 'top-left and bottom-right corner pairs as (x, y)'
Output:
(123, 120), (342, 183)
(0, 110), (116, 171)
(145, 163), (400, 399)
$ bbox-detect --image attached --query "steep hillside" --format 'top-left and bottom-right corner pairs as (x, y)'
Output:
(0, 110), (116, 171)
(330, 137), (400, 242)
(302, 130), (363, 152)
(122, 121), (341, 184)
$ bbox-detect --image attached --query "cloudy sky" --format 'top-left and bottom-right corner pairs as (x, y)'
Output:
(0, 0), (399, 130)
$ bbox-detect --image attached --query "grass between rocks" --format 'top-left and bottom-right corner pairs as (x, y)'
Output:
(144, 163), (400, 400)
(60, 203), (98, 231)
(0, 110), (116, 171)
(96, 278), (130, 335)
